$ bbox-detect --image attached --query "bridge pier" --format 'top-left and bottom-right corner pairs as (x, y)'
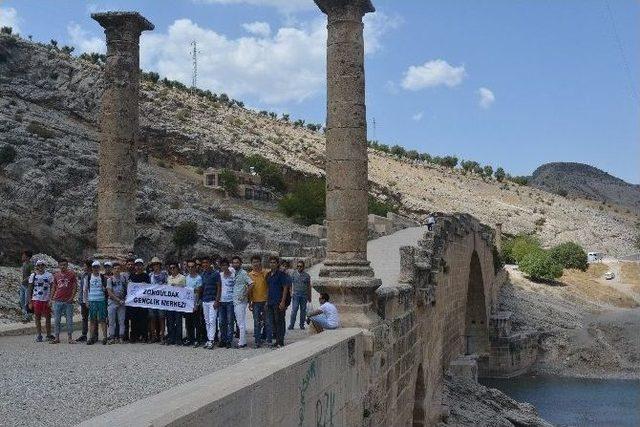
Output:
(91, 11), (154, 259)
(313, 0), (382, 329)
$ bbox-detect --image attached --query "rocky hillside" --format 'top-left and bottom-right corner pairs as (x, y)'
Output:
(529, 162), (640, 214)
(1, 34), (638, 263)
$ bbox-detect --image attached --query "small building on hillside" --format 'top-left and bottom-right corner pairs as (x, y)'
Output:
(202, 167), (271, 201)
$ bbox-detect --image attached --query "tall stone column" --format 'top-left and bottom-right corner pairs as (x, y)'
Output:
(91, 12), (154, 259)
(314, 0), (381, 329)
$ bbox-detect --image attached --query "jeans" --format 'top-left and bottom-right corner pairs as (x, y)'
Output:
(218, 301), (234, 345)
(80, 303), (89, 337)
(267, 303), (286, 346)
(289, 295), (308, 329)
(252, 302), (267, 345)
(166, 310), (182, 344)
(53, 301), (74, 337)
(184, 305), (204, 343)
(107, 303), (126, 338)
(202, 301), (218, 342)
(233, 302), (248, 346)
(129, 307), (148, 342)
(19, 285), (31, 320)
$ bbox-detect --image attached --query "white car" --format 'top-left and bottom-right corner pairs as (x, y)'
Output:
(604, 271), (615, 280)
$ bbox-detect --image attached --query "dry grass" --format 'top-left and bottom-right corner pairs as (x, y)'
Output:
(584, 262), (608, 279)
(620, 262), (640, 293)
(561, 267), (639, 309)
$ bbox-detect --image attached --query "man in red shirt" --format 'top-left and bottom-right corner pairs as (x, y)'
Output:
(49, 258), (78, 344)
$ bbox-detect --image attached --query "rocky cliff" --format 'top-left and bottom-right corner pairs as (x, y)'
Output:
(529, 162), (640, 214)
(1, 34), (638, 263)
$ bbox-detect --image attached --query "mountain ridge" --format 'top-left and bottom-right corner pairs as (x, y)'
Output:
(529, 162), (640, 214)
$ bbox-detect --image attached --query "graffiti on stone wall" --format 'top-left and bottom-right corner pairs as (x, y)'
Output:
(315, 390), (336, 427)
(298, 360), (317, 426)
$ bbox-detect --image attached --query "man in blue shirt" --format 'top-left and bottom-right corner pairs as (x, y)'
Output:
(200, 256), (221, 350)
(266, 256), (291, 348)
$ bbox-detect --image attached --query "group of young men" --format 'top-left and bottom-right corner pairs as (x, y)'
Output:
(19, 250), (340, 349)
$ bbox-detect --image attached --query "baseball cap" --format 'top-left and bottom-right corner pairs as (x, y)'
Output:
(35, 259), (45, 266)
(104, 261), (113, 267)
(134, 258), (144, 265)
(91, 261), (101, 267)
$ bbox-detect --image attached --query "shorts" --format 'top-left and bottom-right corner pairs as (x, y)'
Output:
(148, 309), (166, 319)
(88, 300), (107, 321)
(32, 300), (51, 317)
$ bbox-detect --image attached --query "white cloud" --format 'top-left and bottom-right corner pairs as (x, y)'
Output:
(67, 22), (105, 54)
(140, 12), (397, 106)
(477, 87), (495, 109)
(412, 111), (424, 121)
(0, 7), (21, 33)
(194, 0), (315, 14)
(141, 18), (326, 105)
(363, 12), (402, 55)
(242, 21), (271, 37)
(401, 59), (466, 91)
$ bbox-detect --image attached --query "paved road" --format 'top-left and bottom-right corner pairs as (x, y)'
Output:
(0, 313), (309, 427)
(309, 226), (428, 288)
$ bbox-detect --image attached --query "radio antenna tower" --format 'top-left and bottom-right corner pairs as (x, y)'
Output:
(372, 117), (377, 141)
(190, 40), (201, 91)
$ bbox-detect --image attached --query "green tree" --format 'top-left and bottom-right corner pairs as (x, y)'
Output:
(494, 167), (506, 182)
(510, 175), (529, 186)
(390, 145), (406, 157)
(550, 242), (588, 271)
(483, 165), (493, 178)
(279, 178), (326, 225)
(440, 156), (459, 168)
(218, 168), (239, 195)
(368, 196), (398, 217)
(502, 234), (541, 264)
(519, 250), (563, 281)
(1, 26), (12, 35)
(172, 221), (199, 254)
(244, 154), (287, 192)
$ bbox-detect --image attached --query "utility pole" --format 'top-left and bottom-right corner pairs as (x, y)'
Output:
(190, 40), (200, 91)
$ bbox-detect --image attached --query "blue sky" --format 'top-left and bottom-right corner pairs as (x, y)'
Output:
(2, 0), (638, 183)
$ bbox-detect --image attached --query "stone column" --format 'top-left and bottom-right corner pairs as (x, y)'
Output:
(495, 222), (503, 253)
(314, 0), (381, 329)
(92, 12), (154, 259)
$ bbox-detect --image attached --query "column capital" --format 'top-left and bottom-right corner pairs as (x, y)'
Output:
(91, 11), (154, 33)
(314, 0), (375, 18)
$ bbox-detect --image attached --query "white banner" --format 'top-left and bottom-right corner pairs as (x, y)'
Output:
(125, 283), (195, 313)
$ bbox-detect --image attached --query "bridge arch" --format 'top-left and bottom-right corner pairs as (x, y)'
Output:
(464, 250), (490, 355)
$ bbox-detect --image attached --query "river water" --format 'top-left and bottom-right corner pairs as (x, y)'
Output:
(481, 376), (640, 426)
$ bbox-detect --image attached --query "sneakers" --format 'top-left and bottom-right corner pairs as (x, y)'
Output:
(46, 334), (55, 341)
(35, 335), (43, 343)
(49, 338), (60, 344)
(287, 326), (294, 330)
(75, 335), (87, 342)
(102, 338), (108, 345)
(193, 341), (202, 348)
(86, 339), (96, 345)
(204, 341), (213, 349)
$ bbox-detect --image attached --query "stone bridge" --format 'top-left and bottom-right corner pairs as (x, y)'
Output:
(82, 214), (538, 427)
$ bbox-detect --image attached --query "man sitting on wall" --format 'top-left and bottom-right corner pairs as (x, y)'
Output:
(306, 293), (339, 333)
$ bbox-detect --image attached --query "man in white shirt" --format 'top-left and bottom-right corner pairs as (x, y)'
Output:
(306, 293), (339, 333)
